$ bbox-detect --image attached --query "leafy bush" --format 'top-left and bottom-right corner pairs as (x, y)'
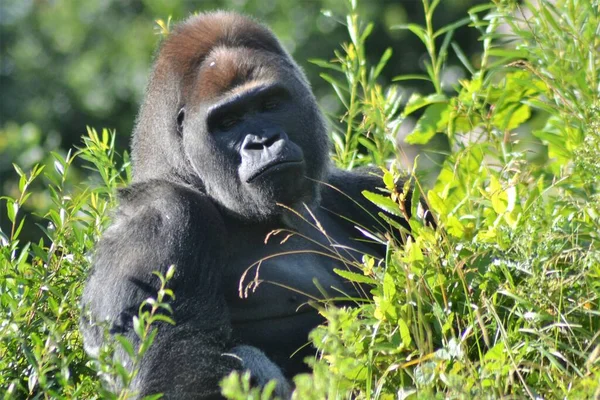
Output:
(1, 0), (599, 399)
(285, 0), (600, 398)
(1, 129), (121, 397)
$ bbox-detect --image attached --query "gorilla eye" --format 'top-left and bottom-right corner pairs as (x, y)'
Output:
(177, 108), (185, 134)
(261, 98), (280, 111)
(219, 115), (240, 131)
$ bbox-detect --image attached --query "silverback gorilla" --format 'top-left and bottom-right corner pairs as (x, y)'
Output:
(81, 11), (418, 399)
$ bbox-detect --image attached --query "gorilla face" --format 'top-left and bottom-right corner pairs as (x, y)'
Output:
(179, 47), (327, 220)
(130, 12), (330, 221)
(182, 87), (306, 219)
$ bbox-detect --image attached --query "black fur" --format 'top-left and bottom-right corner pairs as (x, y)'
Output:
(81, 11), (415, 399)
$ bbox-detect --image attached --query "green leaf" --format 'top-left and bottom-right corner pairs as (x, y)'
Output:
(357, 136), (377, 153)
(115, 335), (136, 358)
(383, 272), (396, 299)
(392, 74), (431, 82)
(133, 316), (144, 339)
(405, 103), (449, 145)
(497, 289), (531, 306)
(149, 314), (175, 326)
(393, 23), (428, 47)
(493, 103), (531, 131)
(260, 380), (277, 400)
(484, 342), (505, 362)
(533, 115), (572, 166)
(6, 199), (16, 224)
(51, 151), (67, 175)
(405, 240), (423, 262)
(437, 30), (454, 73)
(13, 218), (26, 239)
(414, 362), (436, 385)
(333, 269), (377, 285)
(378, 212), (410, 233)
(398, 318), (412, 348)
(540, 6), (562, 33)
(433, 16), (471, 39)
(372, 48), (392, 80)
(362, 190), (402, 217)
(320, 73), (349, 108)
(403, 93), (447, 116)
(468, 3), (496, 14)
(142, 394), (164, 400)
(139, 328), (158, 358)
(166, 264), (176, 280)
(308, 58), (343, 72)
(489, 175), (508, 215)
(319, 73), (349, 94)
(446, 215), (465, 238)
(359, 22), (374, 43)
(382, 169), (395, 190)
(427, 190), (448, 216)
(13, 163), (25, 178)
(451, 42), (475, 75)
(487, 48), (528, 59)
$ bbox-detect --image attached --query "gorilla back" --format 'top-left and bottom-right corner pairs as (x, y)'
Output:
(81, 11), (411, 399)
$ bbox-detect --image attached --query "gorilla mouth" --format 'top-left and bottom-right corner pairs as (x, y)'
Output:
(246, 160), (304, 183)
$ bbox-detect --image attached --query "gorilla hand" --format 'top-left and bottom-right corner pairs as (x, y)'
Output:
(227, 346), (292, 399)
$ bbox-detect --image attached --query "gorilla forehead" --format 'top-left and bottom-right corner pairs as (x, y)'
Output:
(190, 47), (293, 103)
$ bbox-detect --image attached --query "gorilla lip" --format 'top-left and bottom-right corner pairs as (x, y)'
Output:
(245, 159), (304, 183)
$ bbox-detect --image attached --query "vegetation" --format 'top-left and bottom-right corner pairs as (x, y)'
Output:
(1, 0), (599, 398)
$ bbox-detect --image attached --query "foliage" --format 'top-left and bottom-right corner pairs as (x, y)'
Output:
(0, 129), (122, 398)
(1, 0), (600, 399)
(281, 0), (600, 398)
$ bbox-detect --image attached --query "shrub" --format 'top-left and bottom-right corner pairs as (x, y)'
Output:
(285, 0), (600, 398)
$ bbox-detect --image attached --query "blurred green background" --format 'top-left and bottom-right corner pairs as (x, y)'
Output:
(0, 0), (485, 242)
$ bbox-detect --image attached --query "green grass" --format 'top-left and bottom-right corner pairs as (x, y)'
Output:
(1, 0), (599, 398)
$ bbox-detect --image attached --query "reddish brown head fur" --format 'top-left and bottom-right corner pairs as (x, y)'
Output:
(156, 12), (289, 102)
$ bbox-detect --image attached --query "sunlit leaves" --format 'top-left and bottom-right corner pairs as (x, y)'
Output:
(0, 129), (131, 398)
(405, 103), (450, 145)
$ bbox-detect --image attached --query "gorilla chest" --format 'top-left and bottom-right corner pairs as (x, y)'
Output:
(224, 234), (357, 322)
(223, 221), (368, 375)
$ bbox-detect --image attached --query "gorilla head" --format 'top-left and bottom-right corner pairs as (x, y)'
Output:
(131, 12), (330, 220)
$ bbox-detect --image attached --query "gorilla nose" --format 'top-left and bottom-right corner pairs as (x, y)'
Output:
(241, 132), (283, 151)
(239, 130), (304, 183)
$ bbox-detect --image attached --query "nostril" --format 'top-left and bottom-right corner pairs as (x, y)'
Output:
(264, 133), (281, 147)
(243, 141), (264, 151)
(241, 134), (263, 151)
(241, 132), (282, 151)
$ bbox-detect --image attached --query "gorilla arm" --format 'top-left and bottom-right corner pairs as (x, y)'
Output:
(321, 169), (434, 247)
(80, 180), (289, 399)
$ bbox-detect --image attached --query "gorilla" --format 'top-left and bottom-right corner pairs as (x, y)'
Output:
(81, 11), (421, 399)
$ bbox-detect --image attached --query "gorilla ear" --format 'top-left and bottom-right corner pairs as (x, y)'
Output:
(177, 107), (185, 135)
